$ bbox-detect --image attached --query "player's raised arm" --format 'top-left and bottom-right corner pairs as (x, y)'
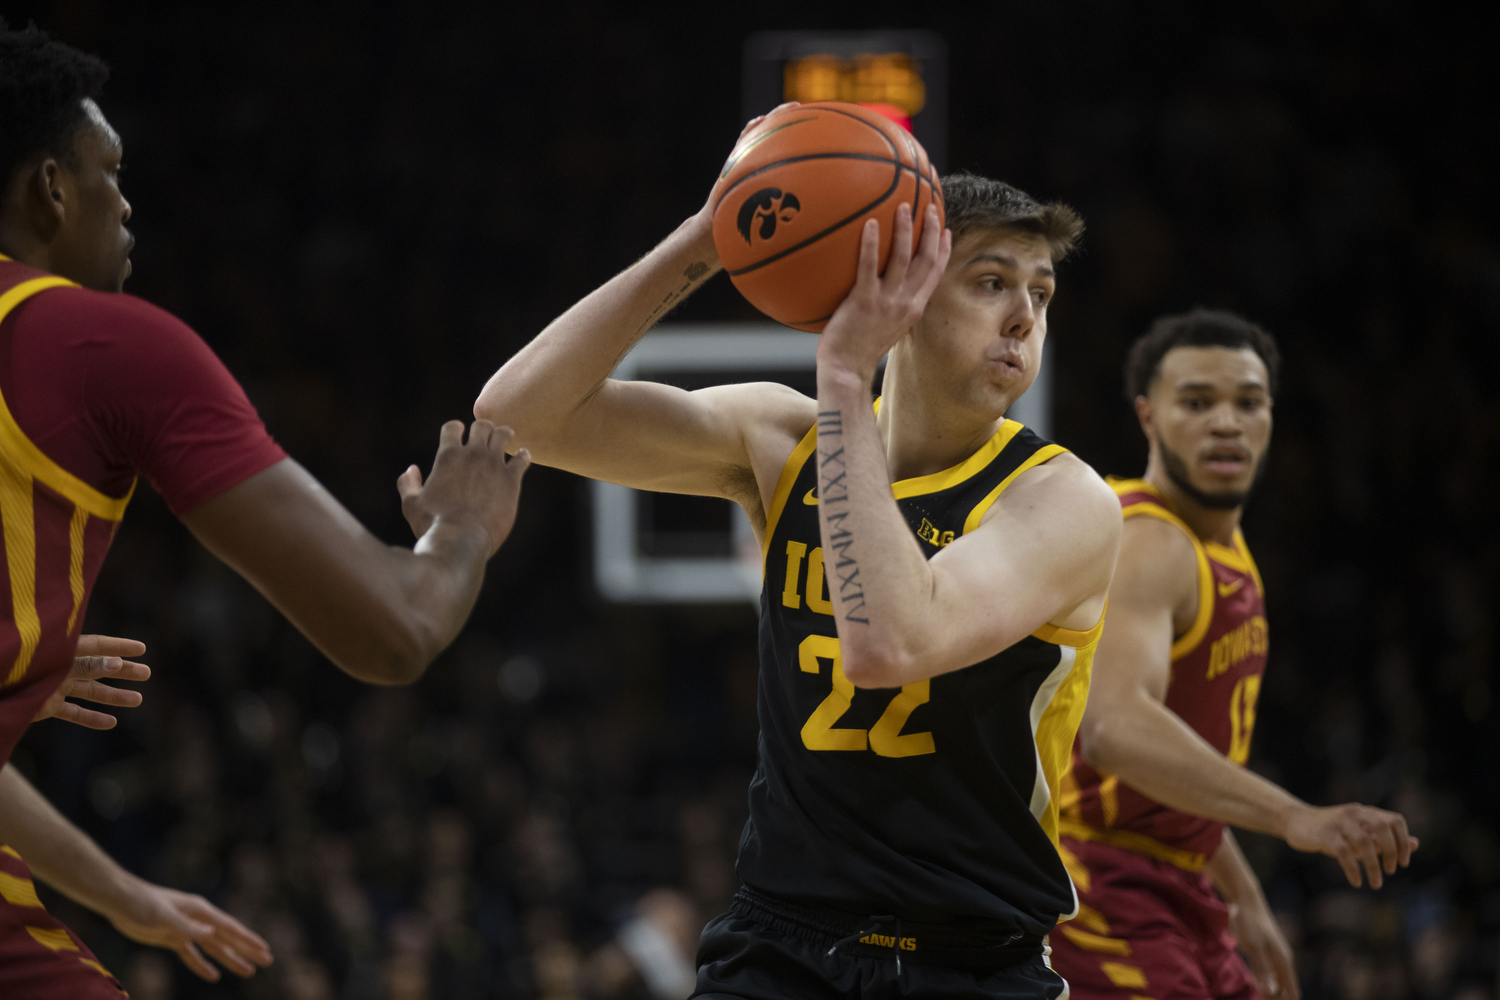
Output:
(810, 206), (1119, 687)
(474, 111), (812, 508)
(182, 421), (528, 686)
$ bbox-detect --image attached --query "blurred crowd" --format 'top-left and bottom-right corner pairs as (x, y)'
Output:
(8, 1), (1498, 997)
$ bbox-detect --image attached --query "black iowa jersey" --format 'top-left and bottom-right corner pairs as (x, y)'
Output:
(737, 412), (1104, 939)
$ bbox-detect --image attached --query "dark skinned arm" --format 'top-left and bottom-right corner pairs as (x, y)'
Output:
(181, 420), (529, 685)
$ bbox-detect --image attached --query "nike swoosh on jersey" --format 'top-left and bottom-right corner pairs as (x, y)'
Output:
(1217, 579), (1245, 597)
(803, 488), (819, 505)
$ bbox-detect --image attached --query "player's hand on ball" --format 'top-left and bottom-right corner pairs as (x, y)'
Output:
(32, 635), (150, 730)
(1227, 897), (1298, 999)
(1283, 802), (1418, 888)
(108, 877), (272, 982)
(397, 420), (531, 556)
(818, 203), (952, 378)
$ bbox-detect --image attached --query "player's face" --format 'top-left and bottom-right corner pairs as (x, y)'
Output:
(51, 100), (134, 292)
(910, 228), (1055, 416)
(1141, 346), (1273, 509)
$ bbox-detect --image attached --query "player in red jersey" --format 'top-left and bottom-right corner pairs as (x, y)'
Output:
(1048, 310), (1417, 999)
(0, 23), (530, 995)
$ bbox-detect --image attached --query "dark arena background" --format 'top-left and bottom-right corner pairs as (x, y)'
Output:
(4, 2), (1498, 998)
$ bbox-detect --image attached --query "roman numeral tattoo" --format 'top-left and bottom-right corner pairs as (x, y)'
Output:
(816, 410), (867, 623)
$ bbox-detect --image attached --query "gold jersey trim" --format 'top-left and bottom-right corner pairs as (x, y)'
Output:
(1058, 817), (1207, 873)
(1111, 479), (1214, 661)
(0, 276), (136, 521)
(760, 423), (819, 567)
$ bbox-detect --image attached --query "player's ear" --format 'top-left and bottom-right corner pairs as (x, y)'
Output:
(1133, 395), (1155, 439)
(29, 158), (69, 235)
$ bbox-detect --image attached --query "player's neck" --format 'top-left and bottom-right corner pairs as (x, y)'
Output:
(876, 379), (1005, 483)
(0, 224), (55, 277)
(1143, 465), (1242, 545)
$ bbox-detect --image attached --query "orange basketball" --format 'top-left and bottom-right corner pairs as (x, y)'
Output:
(710, 102), (944, 333)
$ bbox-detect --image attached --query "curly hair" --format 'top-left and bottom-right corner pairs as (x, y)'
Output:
(1123, 308), (1281, 401)
(0, 19), (110, 191)
(938, 172), (1084, 264)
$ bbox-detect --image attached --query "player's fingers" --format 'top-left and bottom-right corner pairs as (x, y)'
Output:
(72, 655), (122, 679)
(177, 940), (221, 982)
(1332, 844), (1363, 887)
(187, 900), (272, 963)
(466, 419), (494, 448)
(201, 938), (257, 977)
(396, 465), (423, 500)
(1372, 817), (1400, 875)
(508, 448), (532, 479)
(72, 679), (143, 708)
(75, 634), (147, 658)
(911, 222), (952, 307)
(1349, 831), (1383, 889)
(113, 660), (151, 683)
(884, 203), (914, 287)
(856, 219), (880, 288)
(438, 420), (465, 450)
(484, 423), (515, 454)
(55, 702), (117, 730)
(1391, 813), (1415, 867)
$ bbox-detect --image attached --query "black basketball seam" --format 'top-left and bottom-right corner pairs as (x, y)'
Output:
(712, 153), (924, 214)
(713, 102), (906, 212)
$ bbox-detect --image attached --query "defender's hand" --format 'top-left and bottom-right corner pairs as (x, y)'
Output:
(818, 203), (952, 380)
(1283, 802), (1418, 888)
(397, 420), (531, 556)
(33, 635), (150, 730)
(107, 877), (273, 982)
(1228, 898), (1298, 999)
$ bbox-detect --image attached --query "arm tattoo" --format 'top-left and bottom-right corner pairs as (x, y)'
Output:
(817, 410), (868, 624)
(632, 261), (715, 338)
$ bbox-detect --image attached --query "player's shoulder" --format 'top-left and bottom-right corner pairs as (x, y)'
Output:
(1112, 507), (1200, 605)
(1004, 450), (1121, 533)
(703, 379), (817, 449)
(24, 284), (197, 342)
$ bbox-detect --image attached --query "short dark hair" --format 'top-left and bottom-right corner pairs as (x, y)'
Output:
(1123, 308), (1281, 401)
(0, 20), (109, 191)
(939, 171), (1084, 263)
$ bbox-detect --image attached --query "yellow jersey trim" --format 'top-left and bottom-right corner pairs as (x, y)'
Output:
(1058, 817), (1207, 872)
(892, 421), (1025, 499)
(0, 277), (135, 521)
(960, 443), (1068, 535)
(760, 423), (819, 565)
(1118, 500), (1213, 661)
(1032, 601), (1107, 649)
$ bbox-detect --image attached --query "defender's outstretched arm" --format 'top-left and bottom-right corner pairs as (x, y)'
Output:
(1078, 515), (1417, 887)
(183, 421), (528, 686)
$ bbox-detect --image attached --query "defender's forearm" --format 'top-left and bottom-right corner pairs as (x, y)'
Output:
(814, 366), (933, 688)
(1084, 693), (1302, 838)
(0, 764), (139, 921)
(475, 215), (720, 455)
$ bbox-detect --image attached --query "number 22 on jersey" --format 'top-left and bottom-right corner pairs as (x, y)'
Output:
(798, 635), (935, 758)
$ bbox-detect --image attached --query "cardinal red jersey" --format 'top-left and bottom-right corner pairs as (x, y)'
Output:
(1059, 478), (1267, 871)
(0, 256), (285, 766)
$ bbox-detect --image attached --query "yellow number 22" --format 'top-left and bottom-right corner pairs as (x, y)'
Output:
(798, 635), (936, 757)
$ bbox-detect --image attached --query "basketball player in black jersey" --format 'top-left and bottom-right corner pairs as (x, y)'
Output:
(477, 110), (1121, 999)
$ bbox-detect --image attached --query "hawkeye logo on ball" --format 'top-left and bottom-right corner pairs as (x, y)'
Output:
(737, 187), (801, 244)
